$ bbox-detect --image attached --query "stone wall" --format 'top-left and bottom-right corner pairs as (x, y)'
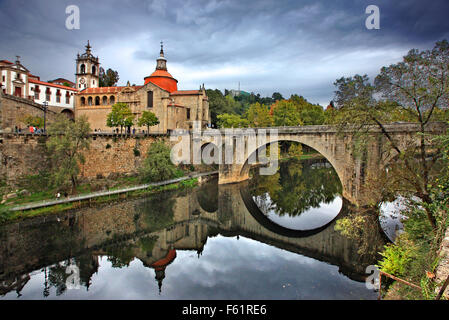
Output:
(0, 92), (60, 132)
(0, 133), (172, 185)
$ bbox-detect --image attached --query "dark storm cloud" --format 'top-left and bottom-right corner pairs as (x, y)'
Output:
(1, 0), (448, 105)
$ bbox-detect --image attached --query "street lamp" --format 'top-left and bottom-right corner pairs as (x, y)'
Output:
(42, 101), (48, 133)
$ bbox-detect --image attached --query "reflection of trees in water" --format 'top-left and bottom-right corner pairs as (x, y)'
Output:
(196, 180), (218, 213)
(46, 253), (99, 297)
(250, 158), (342, 217)
(134, 192), (176, 232)
(335, 206), (386, 261)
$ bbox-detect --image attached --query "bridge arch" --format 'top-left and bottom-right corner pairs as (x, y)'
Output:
(232, 134), (346, 201)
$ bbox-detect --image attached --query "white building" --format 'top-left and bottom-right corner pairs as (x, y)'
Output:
(0, 57), (77, 113)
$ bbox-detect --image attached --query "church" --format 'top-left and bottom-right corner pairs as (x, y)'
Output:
(75, 42), (210, 133)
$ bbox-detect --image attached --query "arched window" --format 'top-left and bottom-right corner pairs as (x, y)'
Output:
(80, 64), (86, 74)
(110, 95), (115, 105)
(92, 65), (96, 75)
(81, 97), (86, 106)
(102, 96), (108, 105)
(88, 96), (93, 106)
(95, 96), (100, 106)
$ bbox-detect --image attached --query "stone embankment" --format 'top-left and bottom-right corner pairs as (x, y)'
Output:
(435, 227), (449, 299)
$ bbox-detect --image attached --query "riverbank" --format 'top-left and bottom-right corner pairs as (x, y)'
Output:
(0, 171), (218, 225)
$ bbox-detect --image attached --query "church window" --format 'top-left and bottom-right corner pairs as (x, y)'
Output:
(81, 97), (86, 106)
(95, 96), (100, 105)
(80, 64), (86, 74)
(88, 96), (93, 106)
(102, 96), (108, 105)
(147, 91), (153, 108)
(45, 88), (51, 102)
(92, 65), (96, 75)
(110, 95), (115, 105)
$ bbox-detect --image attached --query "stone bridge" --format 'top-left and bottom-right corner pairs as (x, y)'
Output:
(188, 122), (446, 206)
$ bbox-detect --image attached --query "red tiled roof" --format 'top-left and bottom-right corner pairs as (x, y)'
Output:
(146, 69), (176, 79)
(0, 60), (13, 65)
(170, 90), (202, 95)
(79, 86), (143, 94)
(29, 79), (78, 91)
(151, 250), (177, 270)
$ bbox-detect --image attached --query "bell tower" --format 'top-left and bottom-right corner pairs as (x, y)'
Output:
(75, 40), (100, 90)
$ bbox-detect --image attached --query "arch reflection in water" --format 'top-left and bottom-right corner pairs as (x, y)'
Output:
(248, 157), (343, 232)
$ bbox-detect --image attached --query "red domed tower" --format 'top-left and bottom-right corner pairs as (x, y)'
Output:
(144, 42), (178, 93)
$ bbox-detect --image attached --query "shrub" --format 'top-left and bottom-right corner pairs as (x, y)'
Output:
(139, 140), (177, 183)
(377, 239), (414, 277)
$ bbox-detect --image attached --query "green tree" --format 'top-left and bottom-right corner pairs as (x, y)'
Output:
(272, 92), (284, 102)
(272, 100), (303, 126)
(217, 113), (249, 128)
(333, 40), (449, 230)
(99, 67), (120, 87)
(106, 102), (135, 133)
(22, 114), (44, 128)
(139, 140), (177, 183)
(46, 115), (91, 193)
(138, 110), (159, 134)
(246, 102), (273, 127)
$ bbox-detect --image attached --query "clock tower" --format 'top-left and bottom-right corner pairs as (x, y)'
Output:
(76, 41), (100, 90)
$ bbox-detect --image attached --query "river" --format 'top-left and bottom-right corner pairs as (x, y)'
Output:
(0, 158), (386, 299)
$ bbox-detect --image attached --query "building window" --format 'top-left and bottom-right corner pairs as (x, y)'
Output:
(2, 76), (4, 82)
(110, 95), (115, 105)
(187, 108), (190, 120)
(92, 66), (96, 75)
(34, 86), (40, 100)
(80, 64), (86, 74)
(102, 96), (108, 105)
(66, 92), (70, 104)
(81, 97), (86, 106)
(88, 96), (93, 106)
(95, 96), (100, 106)
(45, 88), (51, 102)
(56, 90), (61, 103)
(147, 91), (153, 108)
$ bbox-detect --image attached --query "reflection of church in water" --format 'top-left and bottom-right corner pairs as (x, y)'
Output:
(0, 174), (385, 297)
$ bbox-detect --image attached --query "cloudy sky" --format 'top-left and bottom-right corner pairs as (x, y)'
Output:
(1, 0), (448, 106)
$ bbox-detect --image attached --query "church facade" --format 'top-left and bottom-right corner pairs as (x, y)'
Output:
(75, 42), (210, 133)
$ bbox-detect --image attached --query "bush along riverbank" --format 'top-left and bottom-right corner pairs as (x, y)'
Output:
(378, 190), (449, 300)
(377, 131), (449, 300)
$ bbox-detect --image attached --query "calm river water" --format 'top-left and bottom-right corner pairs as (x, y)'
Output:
(0, 158), (385, 299)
